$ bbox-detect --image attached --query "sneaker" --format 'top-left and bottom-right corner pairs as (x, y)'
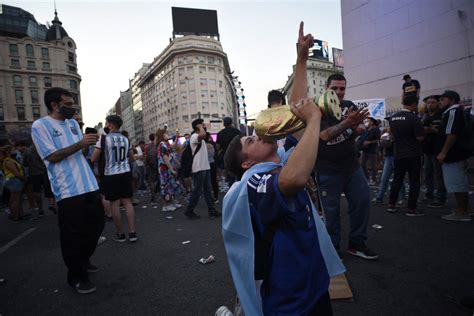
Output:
(151, 202), (158, 207)
(105, 215), (113, 222)
(132, 198), (140, 206)
(213, 199), (219, 204)
(209, 211), (222, 219)
(87, 263), (99, 273)
(421, 197), (434, 203)
(405, 209), (425, 217)
(162, 205), (177, 212)
(346, 242), (379, 260)
(371, 198), (383, 204)
(129, 232), (138, 243)
(396, 199), (405, 207)
(97, 236), (107, 245)
(69, 279), (96, 294)
(387, 205), (397, 213)
(113, 233), (127, 243)
(427, 201), (446, 209)
(173, 202), (182, 209)
(185, 212), (201, 220)
(441, 213), (471, 222)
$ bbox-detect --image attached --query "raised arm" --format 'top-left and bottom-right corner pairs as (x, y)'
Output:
(289, 22), (314, 104)
(320, 106), (369, 141)
(279, 98), (322, 196)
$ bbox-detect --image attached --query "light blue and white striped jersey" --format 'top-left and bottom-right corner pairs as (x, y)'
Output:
(31, 116), (98, 201)
(96, 132), (131, 176)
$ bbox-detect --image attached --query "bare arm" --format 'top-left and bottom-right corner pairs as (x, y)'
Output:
(279, 98), (322, 197)
(90, 148), (101, 163)
(46, 134), (97, 163)
(289, 22), (313, 104)
(320, 107), (369, 142)
(5, 160), (26, 181)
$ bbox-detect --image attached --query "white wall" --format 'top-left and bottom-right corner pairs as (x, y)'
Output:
(341, 0), (474, 111)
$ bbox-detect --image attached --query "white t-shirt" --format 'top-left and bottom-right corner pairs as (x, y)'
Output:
(190, 133), (210, 173)
(96, 132), (131, 176)
(135, 146), (144, 167)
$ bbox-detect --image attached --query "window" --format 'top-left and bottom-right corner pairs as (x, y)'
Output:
(9, 44), (18, 55)
(208, 56), (215, 64)
(188, 78), (195, 87)
(186, 56), (193, 63)
(68, 65), (76, 72)
(208, 67), (215, 73)
(44, 77), (52, 87)
(181, 92), (187, 99)
(200, 78), (207, 86)
(69, 80), (77, 90)
(201, 91), (208, 98)
(17, 107), (26, 121)
(42, 62), (50, 70)
(68, 52), (75, 63)
(41, 48), (49, 59)
(31, 90), (39, 104)
(15, 90), (24, 103)
(178, 67), (185, 76)
(67, 41), (73, 48)
(26, 44), (34, 57)
(177, 57), (184, 65)
(0, 106), (4, 120)
(199, 66), (206, 74)
(32, 107), (41, 120)
(13, 75), (22, 86)
(219, 80), (223, 88)
(209, 79), (216, 86)
(210, 90), (217, 97)
(29, 76), (37, 86)
(11, 59), (20, 67)
(189, 91), (195, 100)
(27, 60), (36, 69)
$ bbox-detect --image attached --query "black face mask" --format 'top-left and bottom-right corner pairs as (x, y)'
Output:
(103, 127), (110, 134)
(59, 106), (76, 120)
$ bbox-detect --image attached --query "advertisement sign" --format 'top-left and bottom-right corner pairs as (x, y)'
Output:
(172, 7), (219, 36)
(353, 98), (386, 119)
(309, 39), (329, 60)
(332, 48), (344, 68)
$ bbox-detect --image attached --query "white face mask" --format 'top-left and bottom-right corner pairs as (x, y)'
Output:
(364, 121), (370, 128)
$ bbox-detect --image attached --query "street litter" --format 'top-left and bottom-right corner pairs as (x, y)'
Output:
(53, 289), (58, 293)
(153, 206), (158, 209)
(182, 240), (191, 244)
(165, 216), (173, 220)
(142, 206), (147, 209)
(199, 255), (215, 264)
(372, 224), (383, 229)
(177, 228), (182, 231)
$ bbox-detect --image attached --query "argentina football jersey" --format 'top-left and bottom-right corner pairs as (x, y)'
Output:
(31, 116), (99, 201)
(98, 132), (131, 175)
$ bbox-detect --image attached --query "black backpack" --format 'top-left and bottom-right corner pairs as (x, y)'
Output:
(462, 107), (474, 156)
(180, 141), (202, 175)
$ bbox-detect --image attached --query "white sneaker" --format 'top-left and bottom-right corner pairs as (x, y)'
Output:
(173, 202), (182, 209)
(162, 205), (177, 212)
(97, 236), (107, 245)
(441, 213), (471, 222)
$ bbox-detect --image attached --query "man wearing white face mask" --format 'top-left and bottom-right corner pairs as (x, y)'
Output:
(32, 87), (105, 295)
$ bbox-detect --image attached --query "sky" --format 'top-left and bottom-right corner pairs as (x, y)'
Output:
(9, 0), (343, 127)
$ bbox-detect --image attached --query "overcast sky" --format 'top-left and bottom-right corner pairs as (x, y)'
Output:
(10, 0), (343, 127)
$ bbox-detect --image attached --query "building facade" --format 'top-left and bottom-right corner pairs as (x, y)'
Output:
(120, 89), (134, 139)
(130, 63), (149, 144)
(341, 0), (473, 112)
(0, 4), (81, 139)
(283, 58), (344, 101)
(138, 35), (237, 137)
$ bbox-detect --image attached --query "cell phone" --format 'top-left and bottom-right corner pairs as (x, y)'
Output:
(85, 127), (97, 134)
(168, 139), (174, 145)
(177, 136), (186, 145)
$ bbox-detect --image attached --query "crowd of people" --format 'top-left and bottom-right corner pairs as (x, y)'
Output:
(1, 20), (472, 315)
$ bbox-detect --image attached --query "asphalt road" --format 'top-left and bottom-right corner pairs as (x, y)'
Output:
(1, 183), (473, 315)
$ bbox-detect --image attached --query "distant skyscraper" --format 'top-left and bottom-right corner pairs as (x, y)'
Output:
(0, 4), (81, 139)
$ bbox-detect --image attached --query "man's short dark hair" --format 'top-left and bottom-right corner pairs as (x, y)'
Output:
(223, 117), (233, 127)
(403, 96), (419, 106)
(267, 90), (286, 108)
(326, 74), (346, 87)
(106, 115), (123, 128)
(423, 95), (440, 102)
(403, 74), (411, 80)
(44, 87), (73, 111)
(149, 133), (155, 141)
(192, 118), (204, 131)
(440, 90), (461, 104)
(224, 135), (245, 179)
(138, 140), (145, 145)
(121, 130), (129, 138)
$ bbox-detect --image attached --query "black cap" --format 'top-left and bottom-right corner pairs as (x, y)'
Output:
(368, 117), (379, 126)
(422, 95), (440, 102)
(403, 74), (411, 80)
(440, 90), (460, 103)
(106, 115), (123, 128)
(223, 117), (233, 127)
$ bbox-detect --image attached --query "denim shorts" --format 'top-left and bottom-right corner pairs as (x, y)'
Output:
(442, 160), (469, 193)
(4, 178), (24, 193)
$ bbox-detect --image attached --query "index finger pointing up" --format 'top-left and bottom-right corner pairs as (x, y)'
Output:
(299, 21), (304, 38)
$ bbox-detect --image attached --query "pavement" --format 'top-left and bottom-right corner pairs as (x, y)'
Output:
(1, 181), (474, 315)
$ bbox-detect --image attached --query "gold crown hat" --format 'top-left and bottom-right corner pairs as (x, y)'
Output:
(255, 89), (342, 141)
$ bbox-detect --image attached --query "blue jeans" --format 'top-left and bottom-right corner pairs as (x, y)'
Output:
(317, 167), (370, 248)
(376, 156), (406, 201)
(186, 170), (216, 214)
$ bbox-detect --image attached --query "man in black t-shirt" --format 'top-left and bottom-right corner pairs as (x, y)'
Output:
(402, 74), (420, 103)
(436, 90), (472, 222)
(361, 117), (380, 185)
(216, 117), (241, 187)
(388, 96), (425, 216)
(421, 95), (447, 207)
(315, 74), (378, 260)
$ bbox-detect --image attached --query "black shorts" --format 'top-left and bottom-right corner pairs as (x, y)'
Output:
(102, 172), (133, 201)
(28, 174), (54, 198)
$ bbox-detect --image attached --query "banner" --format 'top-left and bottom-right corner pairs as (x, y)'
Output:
(309, 39), (329, 60)
(332, 48), (344, 67)
(353, 98), (386, 119)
